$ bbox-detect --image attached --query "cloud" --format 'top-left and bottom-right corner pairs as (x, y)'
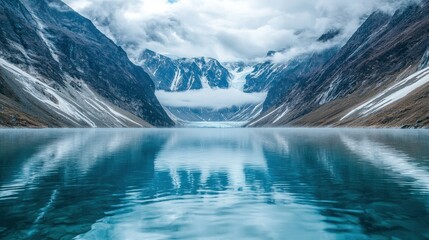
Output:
(62, 0), (420, 62)
(155, 89), (267, 109)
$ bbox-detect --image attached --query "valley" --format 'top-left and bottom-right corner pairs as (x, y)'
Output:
(1, 0), (429, 128)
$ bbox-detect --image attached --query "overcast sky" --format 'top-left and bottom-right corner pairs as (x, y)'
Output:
(63, 0), (418, 62)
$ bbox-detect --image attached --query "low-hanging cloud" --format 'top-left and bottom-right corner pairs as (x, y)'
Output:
(155, 89), (267, 109)
(63, 0), (420, 62)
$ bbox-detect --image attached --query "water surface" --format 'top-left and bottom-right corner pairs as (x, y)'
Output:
(0, 128), (429, 239)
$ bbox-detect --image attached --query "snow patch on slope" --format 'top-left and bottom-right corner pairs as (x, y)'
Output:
(21, 0), (60, 62)
(0, 58), (94, 126)
(248, 104), (286, 127)
(170, 70), (182, 91)
(341, 67), (429, 120)
(229, 66), (254, 91)
(0, 58), (145, 127)
(273, 107), (289, 124)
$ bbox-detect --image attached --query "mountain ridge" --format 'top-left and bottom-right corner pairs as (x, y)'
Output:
(138, 49), (231, 92)
(249, 1), (429, 128)
(0, 0), (174, 127)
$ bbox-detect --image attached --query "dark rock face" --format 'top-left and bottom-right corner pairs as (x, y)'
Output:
(243, 48), (338, 94)
(419, 47), (429, 70)
(195, 57), (231, 89)
(250, 1), (429, 128)
(0, 0), (173, 127)
(138, 49), (231, 91)
(241, 50), (289, 93)
(243, 61), (287, 93)
(261, 47), (339, 111)
(317, 29), (341, 42)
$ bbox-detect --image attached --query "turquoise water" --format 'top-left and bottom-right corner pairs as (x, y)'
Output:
(0, 128), (429, 239)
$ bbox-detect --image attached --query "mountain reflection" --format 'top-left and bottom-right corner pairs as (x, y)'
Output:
(155, 129), (268, 189)
(0, 129), (429, 240)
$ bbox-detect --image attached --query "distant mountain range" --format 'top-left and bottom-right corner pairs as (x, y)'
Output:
(136, 47), (338, 123)
(1, 0), (428, 128)
(136, 50), (268, 122)
(138, 48), (339, 94)
(138, 49), (231, 92)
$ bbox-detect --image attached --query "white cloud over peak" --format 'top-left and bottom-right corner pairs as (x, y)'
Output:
(63, 0), (420, 62)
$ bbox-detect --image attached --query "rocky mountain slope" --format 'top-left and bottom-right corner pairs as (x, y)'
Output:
(241, 31), (341, 94)
(0, 0), (173, 127)
(245, 47), (339, 94)
(249, 1), (429, 128)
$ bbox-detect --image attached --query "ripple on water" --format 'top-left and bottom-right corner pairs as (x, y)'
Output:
(0, 129), (429, 239)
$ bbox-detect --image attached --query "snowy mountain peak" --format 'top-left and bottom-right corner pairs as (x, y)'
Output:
(138, 49), (231, 92)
